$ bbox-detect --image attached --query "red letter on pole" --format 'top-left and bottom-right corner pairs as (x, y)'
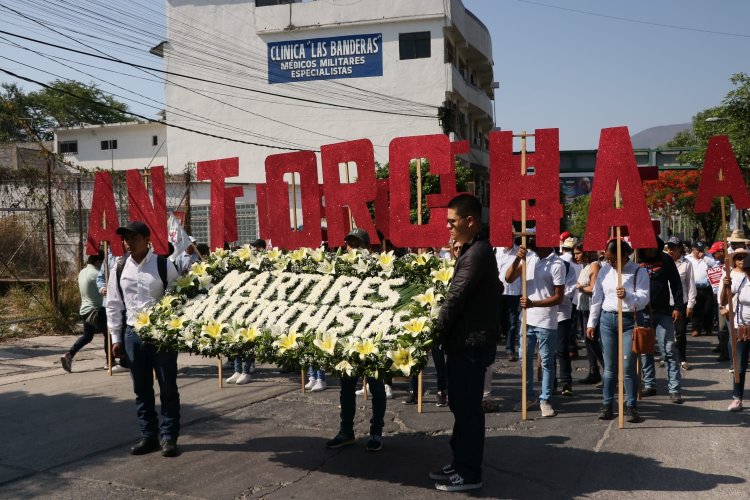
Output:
(489, 129), (562, 247)
(321, 139), (379, 247)
(197, 157), (239, 251)
(127, 166), (168, 256)
(86, 171), (124, 256)
(694, 135), (750, 213)
(584, 127), (656, 250)
(388, 134), (451, 248)
(265, 151), (322, 249)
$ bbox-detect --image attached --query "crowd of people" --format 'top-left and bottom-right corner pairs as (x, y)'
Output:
(56, 197), (749, 493)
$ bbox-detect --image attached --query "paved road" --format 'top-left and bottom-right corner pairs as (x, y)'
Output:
(0, 334), (747, 499)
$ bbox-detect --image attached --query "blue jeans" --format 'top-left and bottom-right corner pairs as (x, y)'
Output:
(339, 375), (384, 436)
(640, 311), (682, 394)
(556, 318), (575, 386)
(234, 356), (254, 374)
(308, 367), (326, 381)
(732, 340), (749, 400)
(124, 327), (180, 441)
(520, 325), (557, 402)
(447, 346), (496, 483)
(501, 295), (521, 353)
(599, 311), (638, 407)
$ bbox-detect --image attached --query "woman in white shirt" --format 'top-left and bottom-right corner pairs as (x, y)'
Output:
(574, 243), (602, 384)
(720, 256), (750, 412)
(586, 239), (650, 423)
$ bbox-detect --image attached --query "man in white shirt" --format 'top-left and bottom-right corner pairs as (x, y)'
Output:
(506, 241), (565, 417)
(107, 221), (180, 457)
(496, 243), (522, 361)
(665, 237), (696, 369)
(686, 242), (717, 337)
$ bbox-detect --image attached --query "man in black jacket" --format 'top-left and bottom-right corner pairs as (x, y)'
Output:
(637, 237), (684, 403)
(430, 194), (501, 493)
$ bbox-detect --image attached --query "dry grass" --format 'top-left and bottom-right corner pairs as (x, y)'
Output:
(0, 279), (80, 341)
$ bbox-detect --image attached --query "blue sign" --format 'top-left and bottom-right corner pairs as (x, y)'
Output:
(268, 33), (383, 84)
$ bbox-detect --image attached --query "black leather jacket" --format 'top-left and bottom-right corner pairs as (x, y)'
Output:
(437, 233), (502, 354)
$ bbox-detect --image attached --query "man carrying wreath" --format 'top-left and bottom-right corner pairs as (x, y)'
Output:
(430, 194), (501, 492)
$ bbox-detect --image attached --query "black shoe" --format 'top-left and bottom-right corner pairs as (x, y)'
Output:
(640, 387), (657, 397)
(580, 372), (601, 384)
(435, 473), (483, 492)
(326, 432), (355, 449)
(429, 464), (457, 481)
(598, 404), (614, 420)
(365, 435), (383, 452)
(60, 353), (72, 373)
(561, 384), (574, 397)
(670, 392), (683, 404)
(160, 439), (178, 457)
(716, 355), (730, 362)
(507, 352), (518, 362)
(130, 437), (160, 455)
(712, 346), (721, 353)
(436, 391), (448, 407)
(402, 392), (417, 405)
(625, 405), (641, 423)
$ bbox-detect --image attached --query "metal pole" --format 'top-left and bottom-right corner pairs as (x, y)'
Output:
(184, 170), (192, 234)
(45, 158), (58, 310)
(77, 175), (84, 269)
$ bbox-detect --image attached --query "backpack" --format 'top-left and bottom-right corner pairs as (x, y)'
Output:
(115, 253), (170, 302)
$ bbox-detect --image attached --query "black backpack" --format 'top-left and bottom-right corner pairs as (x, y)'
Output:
(115, 253), (170, 302)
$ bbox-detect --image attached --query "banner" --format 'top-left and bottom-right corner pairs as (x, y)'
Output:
(268, 33), (383, 84)
(167, 212), (192, 261)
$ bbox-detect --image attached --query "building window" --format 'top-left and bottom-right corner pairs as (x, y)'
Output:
(65, 209), (89, 236)
(58, 140), (78, 155)
(399, 32), (431, 60)
(152, 135), (158, 146)
(101, 139), (118, 150)
(190, 205), (210, 248)
(232, 203), (258, 246)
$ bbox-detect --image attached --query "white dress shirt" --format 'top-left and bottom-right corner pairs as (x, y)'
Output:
(523, 252), (565, 330)
(670, 256), (696, 309)
(107, 250), (178, 344)
(686, 254), (717, 287)
(587, 260), (651, 328)
(495, 246), (522, 296)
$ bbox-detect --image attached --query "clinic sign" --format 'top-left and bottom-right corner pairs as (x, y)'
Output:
(268, 33), (382, 84)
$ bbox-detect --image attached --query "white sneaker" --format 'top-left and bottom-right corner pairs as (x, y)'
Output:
(102, 364), (109, 370)
(111, 365), (129, 374)
(236, 373), (252, 385)
(385, 384), (393, 399)
(540, 400), (557, 417)
(680, 361), (691, 371)
(304, 377), (317, 390)
(248, 362), (256, 374)
(226, 372), (242, 384)
(311, 379), (327, 392)
(355, 387), (365, 396)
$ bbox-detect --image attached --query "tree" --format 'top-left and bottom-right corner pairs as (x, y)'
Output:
(1, 79), (134, 142)
(567, 194), (590, 238)
(375, 158), (475, 223)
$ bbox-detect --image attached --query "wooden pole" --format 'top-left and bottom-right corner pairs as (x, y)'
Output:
(416, 158), (424, 414)
(520, 131), (529, 421)
(301, 369), (306, 393)
(344, 163), (354, 231)
(720, 170), (741, 384)
(363, 379), (368, 399)
(291, 173), (298, 230)
(103, 238), (112, 377)
(616, 182), (624, 430)
(218, 356), (223, 388)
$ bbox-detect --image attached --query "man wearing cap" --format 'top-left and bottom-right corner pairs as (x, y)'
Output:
(326, 227), (388, 453)
(727, 229), (748, 254)
(107, 221), (181, 457)
(250, 238), (267, 250)
(665, 237), (696, 370)
(687, 242), (717, 337)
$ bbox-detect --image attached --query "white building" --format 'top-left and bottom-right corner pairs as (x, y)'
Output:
(163, 0), (495, 234)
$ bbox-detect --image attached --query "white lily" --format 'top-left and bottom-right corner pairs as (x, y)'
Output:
(335, 360), (354, 377)
(313, 331), (338, 355)
(387, 346), (417, 376)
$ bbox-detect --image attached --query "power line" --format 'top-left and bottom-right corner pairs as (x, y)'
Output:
(514, 0), (750, 39)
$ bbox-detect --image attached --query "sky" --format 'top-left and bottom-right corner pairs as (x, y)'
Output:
(1, 0), (748, 150)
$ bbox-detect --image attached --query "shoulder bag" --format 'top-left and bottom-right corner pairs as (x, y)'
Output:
(631, 267), (656, 355)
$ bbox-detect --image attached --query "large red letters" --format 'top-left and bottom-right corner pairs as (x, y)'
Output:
(694, 135), (750, 213)
(86, 172), (124, 256)
(127, 166), (168, 255)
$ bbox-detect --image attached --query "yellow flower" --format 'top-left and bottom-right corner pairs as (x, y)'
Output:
(431, 267), (454, 285)
(134, 311), (151, 331)
(290, 248), (306, 262)
(377, 251), (395, 268)
(167, 316), (186, 330)
(387, 346), (417, 376)
(415, 253), (429, 266)
(175, 275), (194, 292)
(414, 288), (440, 308)
(238, 326), (259, 343)
(201, 319), (225, 339)
(341, 250), (358, 263)
(272, 331), (300, 354)
(335, 360), (354, 376)
(352, 338), (379, 360)
(317, 259), (335, 274)
(236, 245), (252, 261)
(266, 248), (282, 261)
(402, 317), (430, 337)
(158, 295), (177, 311)
(191, 262), (207, 276)
(313, 331), (338, 355)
